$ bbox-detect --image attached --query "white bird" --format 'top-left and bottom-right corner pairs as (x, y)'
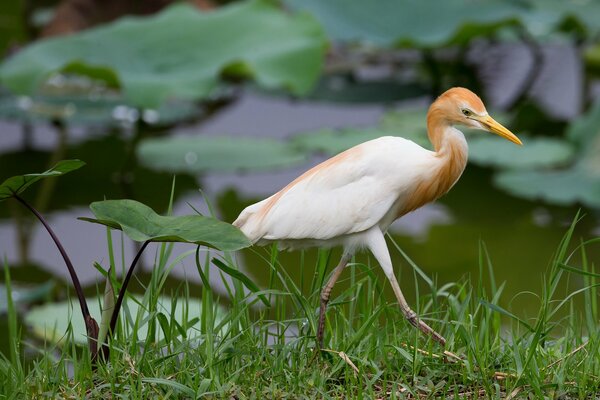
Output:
(234, 87), (522, 348)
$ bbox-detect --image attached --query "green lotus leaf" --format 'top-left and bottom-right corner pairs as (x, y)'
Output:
(81, 199), (250, 251)
(285, 0), (600, 48)
(0, 159), (85, 202)
(137, 136), (308, 173)
(494, 100), (600, 208)
(291, 109), (430, 155)
(25, 295), (224, 345)
(0, 0), (327, 108)
(468, 135), (575, 169)
(495, 163), (600, 208)
(284, 0), (522, 48)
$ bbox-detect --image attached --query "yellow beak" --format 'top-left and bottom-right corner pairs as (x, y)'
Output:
(476, 115), (522, 145)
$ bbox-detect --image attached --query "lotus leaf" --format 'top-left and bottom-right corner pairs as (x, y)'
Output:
(0, 159), (85, 201)
(494, 101), (600, 208)
(25, 295), (223, 345)
(137, 136), (308, 173)
(284, 0), (600, 47)
(291, 109), (430, 155)
(0, 0), (327, 108)
(82, 199), (250, 251)
(283, 0), (521, 47)
(468, 135), (575, 169)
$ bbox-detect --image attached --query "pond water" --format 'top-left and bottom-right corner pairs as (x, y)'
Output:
(0, 43), (598, 358)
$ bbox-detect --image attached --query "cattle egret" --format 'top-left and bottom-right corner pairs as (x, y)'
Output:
(234, 87), (522, 348)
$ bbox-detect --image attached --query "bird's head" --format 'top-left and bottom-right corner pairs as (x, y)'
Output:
(431, 87), (522, 145)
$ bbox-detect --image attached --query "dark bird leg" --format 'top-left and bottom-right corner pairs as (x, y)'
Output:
(316, 253), (351, 349)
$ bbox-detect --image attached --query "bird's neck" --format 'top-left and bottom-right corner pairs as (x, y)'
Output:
(426, 112), (469, 193)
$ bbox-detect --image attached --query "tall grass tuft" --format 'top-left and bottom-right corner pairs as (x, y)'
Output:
(1, 215), (599, 398)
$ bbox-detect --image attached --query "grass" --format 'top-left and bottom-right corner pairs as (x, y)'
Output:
(1, 216), (600, 399)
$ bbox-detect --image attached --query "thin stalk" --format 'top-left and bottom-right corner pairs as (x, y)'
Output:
(108, 240), (150, 341)
(13, 194), (98, 355)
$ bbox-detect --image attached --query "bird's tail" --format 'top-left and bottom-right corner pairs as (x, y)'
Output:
(233, 200), (268, 244)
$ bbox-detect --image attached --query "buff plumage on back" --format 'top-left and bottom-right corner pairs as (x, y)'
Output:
(233, 136), (440, 245)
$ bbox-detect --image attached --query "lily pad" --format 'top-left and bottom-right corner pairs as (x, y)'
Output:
(284, 0), (600, 48)
(291, 109), (430, 155)
(468, 135), (575, 169)
(284, 0), (521, 48)
(0, 159), (85, 202)
(81, 199), (251, 251)
(137, 136), (308, 173)
(494, 101), (600, 208)
(25, 295), (223, 345)
(0, 0), (326, 108)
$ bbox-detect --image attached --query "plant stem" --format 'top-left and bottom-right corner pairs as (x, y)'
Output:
(107, 240), (150, 343)
(13, 194), (98, 355)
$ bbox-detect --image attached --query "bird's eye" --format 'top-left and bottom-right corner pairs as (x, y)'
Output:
(462, 109), (472, 117)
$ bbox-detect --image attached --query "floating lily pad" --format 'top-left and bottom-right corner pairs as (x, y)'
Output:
(0, 0), (326, 108)
(0, 159), (85, 202)
(284, 0), (521, 48)
(81, 199), (251, 251)
(523, 0), (600, 38)
(291, 109), (430, 155)
(285, 0), (600, 48)
(25, 295), (223, 345)
(137, 136), (309, 173)
(0, 281), (54, 314)
(494, 101), (600, 208)
(468, 135), (575, 169)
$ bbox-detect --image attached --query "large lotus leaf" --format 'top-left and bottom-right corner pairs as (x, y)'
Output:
(137, 136), (308, 173)
(0, 0), (327, 108)
(82, 199), (250, 251)
(565, 99), (600, 146)
(495, 163), (600, 208)
(291, 109), (430, 155)
(523, 0), (600, 38)
(25, 295), (224, 345)
(284, 0), (522, 48)
(494, 101), (600, 208)
(0, 159), (85, 202)
(292, 128), (392, 155)
(468, 135), (575, 169)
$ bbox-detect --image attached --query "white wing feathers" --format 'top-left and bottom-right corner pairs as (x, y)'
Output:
(233, 136), (434, 243)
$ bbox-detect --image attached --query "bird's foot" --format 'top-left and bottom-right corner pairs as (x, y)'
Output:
(405, 312), (447, 346)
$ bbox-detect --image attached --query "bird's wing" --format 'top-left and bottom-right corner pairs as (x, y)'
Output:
(234, 136), (435, 243)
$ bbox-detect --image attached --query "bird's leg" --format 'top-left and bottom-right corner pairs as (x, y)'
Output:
(366, 228), (447, 346)
(387, 273), (446, 345)
(316, 253), (351, 349)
